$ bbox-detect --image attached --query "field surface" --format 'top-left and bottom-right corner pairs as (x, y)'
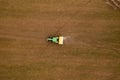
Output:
(0, 0), (120, 80)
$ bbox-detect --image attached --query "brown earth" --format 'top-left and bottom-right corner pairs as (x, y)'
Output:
(0, 0), (120, 80)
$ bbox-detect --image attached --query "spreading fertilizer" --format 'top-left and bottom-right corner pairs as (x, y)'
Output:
(63, 36), (71, 40)
(47, 36), (64, 45)
(47, 36), (73, 45)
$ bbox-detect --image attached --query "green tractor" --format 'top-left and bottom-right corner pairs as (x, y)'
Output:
(47, 36), (64, 45)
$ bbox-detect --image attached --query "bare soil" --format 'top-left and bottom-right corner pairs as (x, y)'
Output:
(0, 0), (120, 80)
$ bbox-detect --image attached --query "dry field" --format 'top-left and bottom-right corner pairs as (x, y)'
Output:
(0, 0), (120, 80)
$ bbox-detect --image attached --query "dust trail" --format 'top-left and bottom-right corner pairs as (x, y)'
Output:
(63, 34), (120, 53)
(63, 35), (90, 47)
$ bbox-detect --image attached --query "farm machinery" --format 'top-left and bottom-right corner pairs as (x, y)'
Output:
(47, 36), (64, 45)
